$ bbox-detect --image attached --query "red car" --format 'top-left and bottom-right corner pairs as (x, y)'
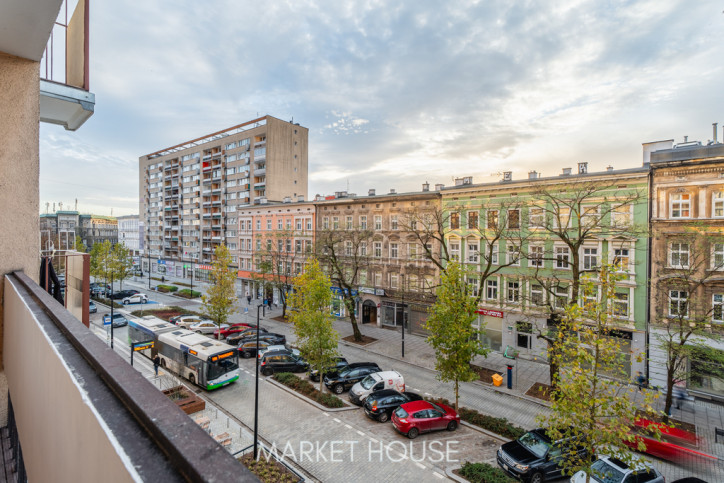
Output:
(626, 418), (716, 463)
(213, 323), (253, 339)
(391, 400), (460, 439)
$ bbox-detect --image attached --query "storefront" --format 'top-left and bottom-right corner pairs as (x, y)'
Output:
(331, 287), (358, 318)
(358, 287), (384, 325)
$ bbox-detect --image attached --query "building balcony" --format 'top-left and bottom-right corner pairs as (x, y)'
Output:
(253, 156), (265, 164)
(253, 168), (266, 176)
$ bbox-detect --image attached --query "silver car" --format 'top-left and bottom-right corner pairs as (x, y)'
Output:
(570, 454), (664, 483)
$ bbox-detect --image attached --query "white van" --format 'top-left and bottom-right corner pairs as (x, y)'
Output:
(348, 370), (404, 405)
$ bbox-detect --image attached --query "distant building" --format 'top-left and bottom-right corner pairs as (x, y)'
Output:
(39, 211), (118, 252)
(117, 214), (141, 256)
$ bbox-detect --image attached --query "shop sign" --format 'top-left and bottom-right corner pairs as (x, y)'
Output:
(331, 287), (358, 296)
(359, 287), (376, 295)
(476, 308), (503, 318)
(197, 264), (212, 270)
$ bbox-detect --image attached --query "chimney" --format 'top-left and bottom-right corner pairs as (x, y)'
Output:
(389, 188), (396, 194)
(422, 182), (430, 192)
(561, 168), (572, 176)
(714, 123), (719, 143)
(434, 183), (444, 191)
(578, 162), (588, 174)
(297, 195), (305, 202)
(528, 171), (538, 180)
(368, 189), (376, 196)
(53, 202), (56, 212)
(683, 135), (688, 143)
(283, 196), (291, 203)
(502, 171), (512, 182)
(607, 166), (614, 172)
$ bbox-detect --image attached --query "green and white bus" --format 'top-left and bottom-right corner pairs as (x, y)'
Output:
(128, 316), (239, 390)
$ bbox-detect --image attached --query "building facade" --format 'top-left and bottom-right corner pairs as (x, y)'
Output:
(314, 187), (442, 334)
(236, 198), (316, 301)
(648, 139), (724, 401)
(442, 166), (649, 378)
(139, 116), (308, 283)
(39, 211), (117, 251)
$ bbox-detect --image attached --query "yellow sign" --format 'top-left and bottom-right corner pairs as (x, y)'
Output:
(134, 342), (153, 351)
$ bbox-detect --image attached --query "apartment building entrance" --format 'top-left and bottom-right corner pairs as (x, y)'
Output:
(362, 300), (377, 324)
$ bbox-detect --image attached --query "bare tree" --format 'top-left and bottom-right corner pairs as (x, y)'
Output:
(252, 229), (303, 318)
(315, 227), (374, 342)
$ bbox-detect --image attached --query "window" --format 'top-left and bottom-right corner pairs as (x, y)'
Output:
(390, 243), (398, 259)
(487, 210), (499, 229)
(390, 215), (398, 230)
(467, 241), (479, 263)
(582, 247), (598, 271)
(323, 217), (329, 230)
(582, 285), (598, 308)
(530, 245), (544, 268)
(507, 281), (520, 303)
(612, 292), (629, 318)
(554, 285), (568, 309)
(529, 207), (544, 228)
(669, 290), (688, 318)
(486, 243), (499, 265)
(374, 242), (382, 258)
(554, 208), (570, 229)
(345, 241), (353, 256)
(468, 211), (479, 229)
(450, 212), (460, 230)
(486, 279), (498, 300)
(516, 321), (532, 350)
(408, 243), (418, 259)
(507, 244), (521, 266)
(713, 243), (724, 269)
(530, 284), (544, 305)
(508, 209), (520, 229)
(450, 241), (460, 261)
(390, 274), (398, 290)
(467, 278), (479, 297)
(670, 242), (690, 268)
(332, 217), (339, 230)
(374, 272), (382, 287)
(256, 219), (261, 230)
(670, 193), (691, 219)
(360, 216), (367, 230)
(555, 246), (569, 269)
(360, 241), (367, 257)
(295, 240), (302, 253)
(266, 219), (272, 230)
(346, 216), (353, 230)
(581, 206), (600, 228)
(714, 192), (724, 218)
(374, 215), (382, 230)
(713, 294), (724, 323)
(613, 248), (630, 272)
(278, 219), (283, 230)
(296, 219), (302, 230)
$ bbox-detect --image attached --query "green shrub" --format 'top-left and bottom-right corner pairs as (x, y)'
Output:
(427, 397), (526, 440)
(177, 289), (201, 299)
(459, 462), (515, 483)
(156, 284), (178, 293)
(273, 373), (344, 408)
(91, 295), (123, 309)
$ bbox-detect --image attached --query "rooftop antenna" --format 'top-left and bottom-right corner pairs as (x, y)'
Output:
(45, 202), (49, 214)
(347, 179), (350, 192)
(58, 201), (63, 211)
(75, 198), (78, 211)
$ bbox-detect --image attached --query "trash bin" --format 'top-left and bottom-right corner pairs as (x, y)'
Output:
(492, 374), (503, 387)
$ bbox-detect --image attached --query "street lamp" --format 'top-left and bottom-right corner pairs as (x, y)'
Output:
(110, 272), (115, 349)
(253, 303), (263, 460)
(401, 274), (405, 358)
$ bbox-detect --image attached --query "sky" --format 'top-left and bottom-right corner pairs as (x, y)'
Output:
(40, 0), (724, 217)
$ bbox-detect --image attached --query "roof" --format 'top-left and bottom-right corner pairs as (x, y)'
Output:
(650, 143), (724, 165)
(400, 400), (432, 413)
(313, 190), (441, 204)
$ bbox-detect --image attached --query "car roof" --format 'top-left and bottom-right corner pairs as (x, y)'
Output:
(369, 389), (401, 398)
(601, 455), (652, 473)
(399, 400), (432, 412)
(347, 362), (379, 369)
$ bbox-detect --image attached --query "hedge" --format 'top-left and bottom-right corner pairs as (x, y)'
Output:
(427, 397), (526, 440)
(459, 462), (515, 483)
(274, 373), (344, 408)
(156, 284), (178, 293)
(177, 289), (202, 299)
(91, 295), (123, 309)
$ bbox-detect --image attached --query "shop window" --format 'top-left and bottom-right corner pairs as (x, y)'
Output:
(516, 321), (533, 350)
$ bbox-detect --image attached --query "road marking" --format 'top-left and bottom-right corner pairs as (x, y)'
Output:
(369, 437), (378, 444)
(323, 412), (329, 417)
(434, 472), (444, 479)
(333, 418), (341, 423)
(411, 387), (421, 392)
(424, 392), (431, 396)
(415, 462), (425, 470)
(344, 424), (352, 429)
(356, 430), (364, 436)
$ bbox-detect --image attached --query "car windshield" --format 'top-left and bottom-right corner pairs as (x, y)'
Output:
(394, 407), (408, 418)
(517, 431), (552, 459)
(360, 376), (376, 390)
(589, 459), (625, 483)
(429, 402), (445, 413)
(207, 357), (239, 381)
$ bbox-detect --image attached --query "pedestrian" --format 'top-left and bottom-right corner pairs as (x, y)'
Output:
(246, 290), (251, 305)
(161, 275), (165, 283)
(635, 371), (646, 391)
(153, 355), (160, 376)
(674, 386), (689, 409)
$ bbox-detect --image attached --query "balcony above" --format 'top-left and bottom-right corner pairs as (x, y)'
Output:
(39, 79), (95, 131)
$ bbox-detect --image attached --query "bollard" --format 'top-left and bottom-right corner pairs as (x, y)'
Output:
(507, 365), (513, 389)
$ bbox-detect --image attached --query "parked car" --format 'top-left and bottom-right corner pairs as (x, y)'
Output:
(257, 345), (300, 359)
(89, 301), (97, 314)
(122, 293), (148, 305)
(324, 362), (381, 394)
(102, 313), (128, 328)
(309, 357), (349, 382)
(214, 323), (253, 339)
(349, 370), (405, 405)
(108, 289), (140, 300)
(570, 454), (664, 483)
(189, 321), (229, 334)
(625, 417), (714, 463)
(232, 332), (285, 346)
(226, 326), (268, 345)
(90, 282), (109, 296)
(171, 315), (212, 329)
(497, 428), (588, 483)
(237, 340), (273, 358)
(260, 351), (309, 376)
(392, 400), (460, 439)
(363, 389), (423, 422)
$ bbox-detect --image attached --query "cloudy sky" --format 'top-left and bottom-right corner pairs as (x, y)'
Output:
(40, 0), (724, 216)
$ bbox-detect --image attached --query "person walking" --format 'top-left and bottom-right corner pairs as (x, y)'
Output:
(153, 355), (161, 376)
(635, 371), (646, 391)
(674, 386), (690, 410)
(246, 290), (251, 305)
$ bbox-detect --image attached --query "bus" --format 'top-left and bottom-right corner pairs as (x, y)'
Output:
(128, 316), (239, 390)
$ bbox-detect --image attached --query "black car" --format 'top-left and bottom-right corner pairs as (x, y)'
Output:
(235, 332), (285, 345)
(107, 289), (140, 300)
(309, 356), (349, 382)
(237, 340), (273, 359)
(260, 351), (309, 376)
(226, 327), (269, 345)
(324, 362), (381, 394)
(497, 428), (587, 483)
(363, 389), (423, 423)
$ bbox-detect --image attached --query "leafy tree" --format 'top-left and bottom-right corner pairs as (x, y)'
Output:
(288, 258), (340, 392)
(651, 225), (724, 421)
(538, 265), (661, 481)
(202, 244), (237, 339)
(424, 261), (487, 410)
(111, 242), (133, 291)
(90, 240), (113, 288)
(74, 235), (87, 253)
(315, 226), (374, 341)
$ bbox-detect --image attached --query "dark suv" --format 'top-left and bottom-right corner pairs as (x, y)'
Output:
(107, 289), (139, 300)
(497, 428), (587, 483)
(260, 351), (309, 376)
(324, 362), (381, 394)
(309, 356), (349, 382)
(226, 327), (269, 345)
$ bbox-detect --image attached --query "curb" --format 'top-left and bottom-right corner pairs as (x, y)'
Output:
(265, 376), (359, 413)
(445, 466), (468, 483)
(459, 421), (510, 443)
